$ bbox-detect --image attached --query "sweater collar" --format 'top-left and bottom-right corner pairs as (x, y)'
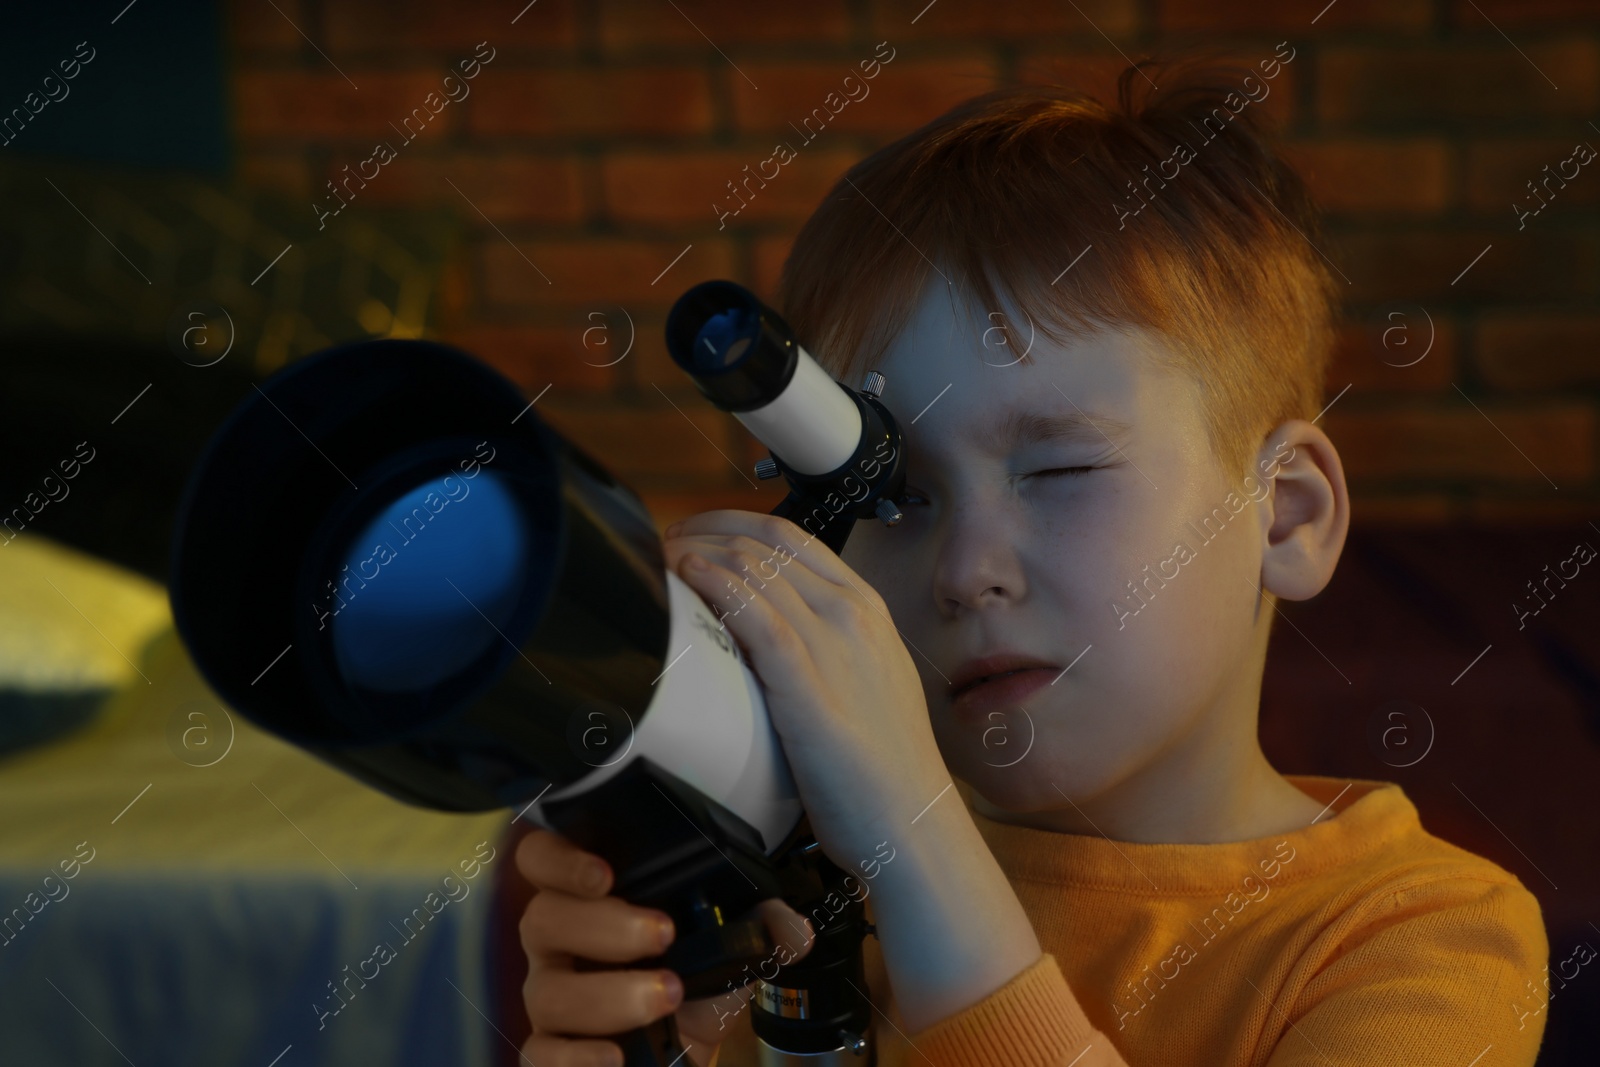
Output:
(959, 775), (1417, 896)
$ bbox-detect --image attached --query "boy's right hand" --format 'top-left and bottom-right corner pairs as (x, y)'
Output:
(516, 827), (814, 1067)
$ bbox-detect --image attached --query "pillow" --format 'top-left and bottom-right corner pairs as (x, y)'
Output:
(0, 532), (169, 757)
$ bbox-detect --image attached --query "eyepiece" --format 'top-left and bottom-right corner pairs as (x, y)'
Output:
(666, 280), (799, 412)
(689, 304), (758, 371)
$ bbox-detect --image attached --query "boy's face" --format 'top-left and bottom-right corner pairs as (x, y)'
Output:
(837, 278), (1278, 815)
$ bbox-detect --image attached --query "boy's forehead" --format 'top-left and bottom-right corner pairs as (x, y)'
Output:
(876, 283), (1157, 456)
(895, 393), (1137, 464)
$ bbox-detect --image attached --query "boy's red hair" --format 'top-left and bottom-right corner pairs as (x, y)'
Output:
(776, 57), (1341, 482)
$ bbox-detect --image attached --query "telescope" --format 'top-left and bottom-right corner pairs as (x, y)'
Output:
(168, 280), (909, 1066)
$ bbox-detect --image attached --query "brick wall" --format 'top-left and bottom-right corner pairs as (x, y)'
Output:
(229, 0), (1600, 528)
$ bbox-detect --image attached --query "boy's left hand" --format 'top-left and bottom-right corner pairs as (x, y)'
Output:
(662, 510), (951, 869)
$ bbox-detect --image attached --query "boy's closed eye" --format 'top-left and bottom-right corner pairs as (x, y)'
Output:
(1027, 466), (1098, 480)
(899, 466), (1100, 506)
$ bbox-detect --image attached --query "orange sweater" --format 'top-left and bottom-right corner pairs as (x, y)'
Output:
(710, 775), (1549, 1066)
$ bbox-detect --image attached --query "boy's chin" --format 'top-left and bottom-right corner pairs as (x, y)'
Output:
(957, 757), (1108, 817)
(960, 758), (1088, 819)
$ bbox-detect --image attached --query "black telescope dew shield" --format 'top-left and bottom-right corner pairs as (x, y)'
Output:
(170, 285), (905, 1066)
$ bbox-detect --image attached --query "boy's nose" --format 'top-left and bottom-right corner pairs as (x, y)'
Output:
(931, 511), (1027, 615)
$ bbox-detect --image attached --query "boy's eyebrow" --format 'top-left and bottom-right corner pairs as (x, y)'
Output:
(977, 408), (1134, 452)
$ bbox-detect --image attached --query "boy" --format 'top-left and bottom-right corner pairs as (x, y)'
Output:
(515, 60), (1548, 1066)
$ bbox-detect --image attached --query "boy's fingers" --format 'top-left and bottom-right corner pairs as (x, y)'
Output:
(521, 891), (675, 964)
(675, 982), (757, 1050)
(520, 1032), (625, 1067)
(516, 827), (612, 898)
(524, 965), (684, 1035)
(756, 898), (815, 963)
(672, 510), (857, 586)
(663, 533), (845, 619)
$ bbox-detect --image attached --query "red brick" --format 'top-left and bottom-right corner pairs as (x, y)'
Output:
(1018, 51), (1296, 131)
(617, 319), (683, 395)
(1280, 139), (1452, 214)
(1466, 138), (1600, 216)
(731, 56), (998, 135)
(1318, 42), (1600, 125)
(1015, 53), (1134, 108)
(479, 239), (738, 311)
(876, 0), (1138, 37)
(468, 68), (714, 137)
(621, 329), (692, 399)
(1453, 0), (1600, 28)
(1323, 403), (1594, 486)
(1477, 313), (1600, 390)
(534, 401), (744, 484)
(438, 324), (620, 392)
(230, 0), (306, 50)
(752, 234), (795, 303)
(1158, 0), (1430, 31)
(1348, 493), (1456, 525)
(740, 425), (771, 468)
(321, 154), (585, 224)
(437, 252), (476, 325)
(598, 0), (850, 50)
(237, 152), (313, 198)
(1328, 317), (1457, 394)
(601, 150), (856, 227)
(1336, 229), (1599, 304)
(1466, 495), (1600, 524)
(235, 69), (459, 140)
(325, 0), (578, 52)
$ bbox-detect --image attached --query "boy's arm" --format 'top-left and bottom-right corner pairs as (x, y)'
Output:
(907, 952), (1130, 1066)
(1259, 875), (1549, 1066)
(895, 876), (1547, 1067)
(872, 799), (1133, 1066)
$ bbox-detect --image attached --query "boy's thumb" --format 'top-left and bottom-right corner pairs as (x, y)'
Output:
(756, 898), (816, 963)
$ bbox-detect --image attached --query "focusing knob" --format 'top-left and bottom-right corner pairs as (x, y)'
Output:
(754, 456), (781, 480)
(838, 1030), (869, 1054)
(860, 370), (886, 398)
(875, 498), (903, 526)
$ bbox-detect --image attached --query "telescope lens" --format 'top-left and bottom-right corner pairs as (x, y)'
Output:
(691, 306), (757, 370)
(329, 470), (530, 694)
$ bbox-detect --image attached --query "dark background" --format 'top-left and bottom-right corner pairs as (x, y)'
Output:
(0, 0), (1595, 1063)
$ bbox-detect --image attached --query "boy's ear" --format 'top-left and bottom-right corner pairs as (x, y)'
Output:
(1256, 419), (1350, 602)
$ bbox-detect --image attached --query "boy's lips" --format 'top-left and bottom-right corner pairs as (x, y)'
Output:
(948, 653), (1060, 700)
(950, 668), (1058, 719)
